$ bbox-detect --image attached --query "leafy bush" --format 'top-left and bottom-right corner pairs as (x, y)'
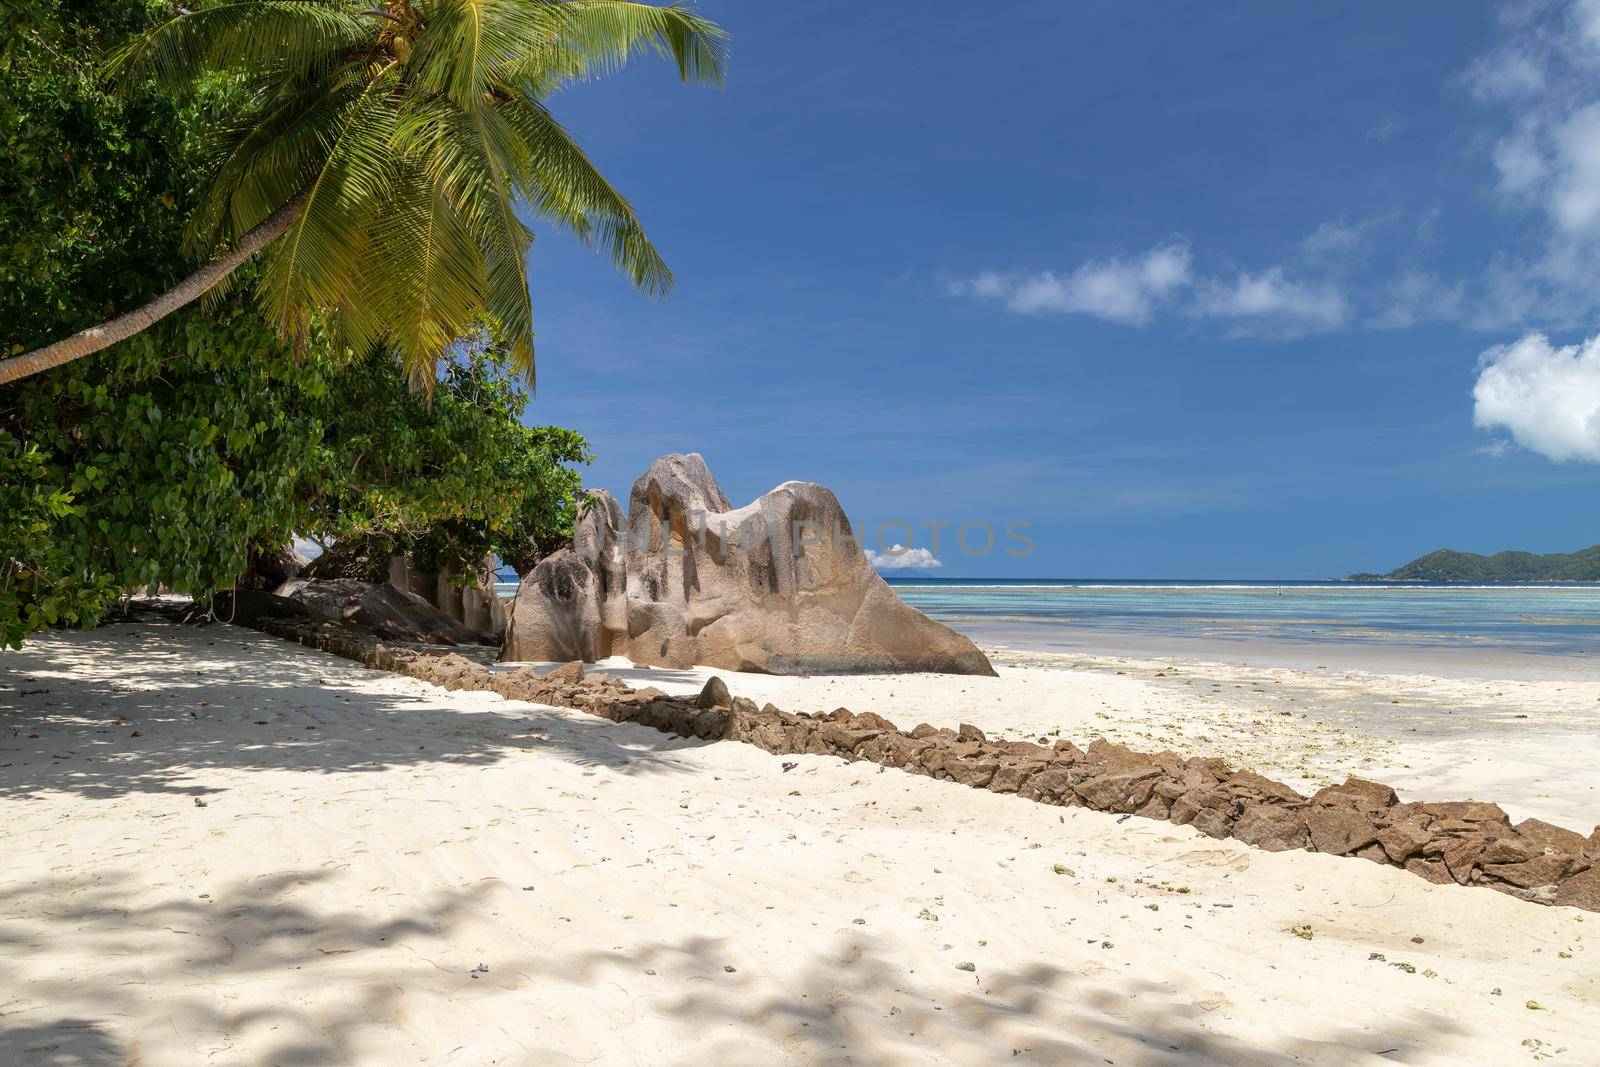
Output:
(304, 328), (593, 578)
(1, 2), (592, 647)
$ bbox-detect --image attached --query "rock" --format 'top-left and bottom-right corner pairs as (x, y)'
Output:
(1310, 777), (1398, 812)
(1075, 768), (1161, 812)
(1404, 857), (1453, 885)
(246, 543), (311, 590)
(1416, 801), (1510, 827)
(546, 661), (584, 684)
(1479, 836), (1540, 865)
(1588, 826), (1600, 860)
(1054, 739), (1089, 762)
(275, 579), (489, 645)
(1491, 882), (1559, 905)
(502, 549), (605, 662)
(697, 676), (732, 709)
(988, 757), (1049, 794)
(1233, 805), (1308, 852)
(302, 539), (389, 582)
(956, 723), (987, 743)
(1224, 771), (1304, 804)
(1375, 819), (1433, 863)
(1305, 807), (1379, 856)
(1511, 818), (1590, 857)
(1169, 788), (1232, 827)
(944, 758), (999, 789)
(501, 491), (628, 662)
(1189, 808), (1234, 839)
(433, 556), (506, 639)
(324, 547), (503, 641)
(1554, 867), (1600, 910)
(502, 454), (995, 676)
(1017, 766), (1075, 804)
(1482, 853), (1588, 889)
(1442, 838), (1488, 886)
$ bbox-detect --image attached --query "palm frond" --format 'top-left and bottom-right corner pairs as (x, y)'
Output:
(257, 62), (404, 345)
(106, 1), (372, 92)
(94, 0), (725, 392)
(500, 95), (671, 296)
(409, 0), (561, 109)
(364, 156), (492, 385)
(439, 98), (539, 384)
(534, 0), (729, 88)
(187, 69), (371, 254)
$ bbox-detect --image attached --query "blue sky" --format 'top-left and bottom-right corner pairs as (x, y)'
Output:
(519, 0), (1600, 578)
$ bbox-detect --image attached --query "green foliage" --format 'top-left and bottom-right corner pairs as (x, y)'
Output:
(104, 0), (727, 386)
(3, 306), (592, 646)
(303, 327), (593, 573)
(1351, 545), (1600, 583)
(0, 0), (190, 351)
(2, 299), (329, 647)
(0, 439), (118, 649)
(2, 3), (594, 647)
(1, 0), (262, 647)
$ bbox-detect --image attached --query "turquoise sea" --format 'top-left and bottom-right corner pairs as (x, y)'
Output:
(884, 579), (1600, 669)
(494, 575), (1600, 671)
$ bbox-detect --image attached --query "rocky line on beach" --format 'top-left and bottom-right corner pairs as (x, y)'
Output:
(243, 612), (1600, 915)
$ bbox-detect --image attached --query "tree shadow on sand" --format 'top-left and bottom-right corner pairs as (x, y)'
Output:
(0, 867), (559, 1066)
(0, 622), (707, 802)
(501, 931), (1466, 1065)
(0, 866), (1468, 1067)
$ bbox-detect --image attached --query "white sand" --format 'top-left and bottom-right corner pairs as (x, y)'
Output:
(3, 623), (1597, 1065)
(596, 647), (1600, 833)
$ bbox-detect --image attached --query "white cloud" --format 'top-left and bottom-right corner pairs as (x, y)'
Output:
(1492, 116), (1550, 198)
(1374, 270), (1467, 329)
(948, 242), (1192, 325)
(1193, 267), (1347, 334)
(1464, 47), (1548, 102)
(1300, 219), (1368, 258)
(1473, 331), (1600, 461)
(955, 270), (1009, 300)
(948, 6), (1600, 341)
(1576, 0), (1600, 48)
(864, 544), (942, 570)
(1546, 101), (1600, 236)
(950, 241), (1359, 335)
(1470, 2), (1600, 315)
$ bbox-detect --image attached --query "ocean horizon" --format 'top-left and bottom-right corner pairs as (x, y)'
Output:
(493, 573), (1600, 668)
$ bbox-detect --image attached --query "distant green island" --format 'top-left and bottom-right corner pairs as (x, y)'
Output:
(1350, 545), (1600, 582)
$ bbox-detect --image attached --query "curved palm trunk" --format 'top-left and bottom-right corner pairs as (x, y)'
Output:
(0, 192), (310, 387)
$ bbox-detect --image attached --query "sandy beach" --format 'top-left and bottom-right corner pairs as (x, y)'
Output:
(12, 2), (1600, 1064)
(581, 642), (1600, 833)
(3, 621), (1596, 1065)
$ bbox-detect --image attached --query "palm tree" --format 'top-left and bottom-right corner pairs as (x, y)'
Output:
(0, 0), (725, 389)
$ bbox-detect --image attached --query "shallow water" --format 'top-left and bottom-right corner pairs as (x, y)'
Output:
(494, 576), (1600, 677)
(887, 579), (1600, 677)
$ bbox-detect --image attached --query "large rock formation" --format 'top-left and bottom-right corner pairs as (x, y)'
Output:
(226, 537), (502, 645)
(503, 454), (995, 675)
(300, 538), (505, 641)
(274, 578), (491, 646)
(386, 554), (506, 639)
